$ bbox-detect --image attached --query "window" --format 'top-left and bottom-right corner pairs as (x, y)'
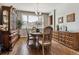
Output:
(22, 15), (39, 29)
(28, 16), (38, 22)
(22, 15), (28, 22)
(22, 15), (28, 29)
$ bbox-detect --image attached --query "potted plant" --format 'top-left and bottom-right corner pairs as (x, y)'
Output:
(16, 19), (23, 38)
(56, 25), (59, 31)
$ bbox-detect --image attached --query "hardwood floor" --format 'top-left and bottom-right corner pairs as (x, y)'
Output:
(51, 40), (79, 55)
(2, 37), (50, 55)
(1, 37), (79, 55)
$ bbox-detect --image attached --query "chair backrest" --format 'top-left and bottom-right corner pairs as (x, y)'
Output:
(31, 27), (36, 33)
(43, 26), (53, 41)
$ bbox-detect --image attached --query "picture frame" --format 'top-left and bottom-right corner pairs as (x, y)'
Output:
(58, 17), (63, 23)
(67, 13), (75, 22)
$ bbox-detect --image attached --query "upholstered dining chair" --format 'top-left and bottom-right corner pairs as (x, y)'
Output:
(26, 29), (34, 45)
(39, 26), (53, 55)
(26, 27), (37, 45)
(27, 32), (34, 45)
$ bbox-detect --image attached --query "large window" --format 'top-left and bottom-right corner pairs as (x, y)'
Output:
(22, 15), (38, 29)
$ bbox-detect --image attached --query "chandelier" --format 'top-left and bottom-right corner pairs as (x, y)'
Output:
(35, 3), (42, 16)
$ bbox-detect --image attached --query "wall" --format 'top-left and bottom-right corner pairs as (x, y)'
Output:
(43, 14), (49, 27)
(50, 3), (79, 32)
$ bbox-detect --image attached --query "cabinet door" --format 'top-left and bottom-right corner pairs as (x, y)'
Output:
(2, 6), (11, 31)
(2, 32), (10, 49)
(0, 9), (2, 25)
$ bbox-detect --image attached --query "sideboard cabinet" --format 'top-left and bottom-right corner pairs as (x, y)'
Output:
(52, 31), (79, 50)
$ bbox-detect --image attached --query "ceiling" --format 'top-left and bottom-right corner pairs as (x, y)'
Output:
(0, 3), (78, 13)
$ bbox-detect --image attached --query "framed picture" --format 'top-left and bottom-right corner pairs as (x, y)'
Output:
(67, 13), (75, 22)
(58, 17), (63, 23)
(48, 16), (53, 25)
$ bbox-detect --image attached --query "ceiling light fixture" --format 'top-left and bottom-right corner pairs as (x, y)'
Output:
(35, 3), (42, 16)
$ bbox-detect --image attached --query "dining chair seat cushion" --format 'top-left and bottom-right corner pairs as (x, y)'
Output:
(39, 40), (51, 45)
(29, 36), (34, 40)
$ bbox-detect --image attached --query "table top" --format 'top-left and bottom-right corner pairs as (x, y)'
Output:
(30, 32), (43, 36)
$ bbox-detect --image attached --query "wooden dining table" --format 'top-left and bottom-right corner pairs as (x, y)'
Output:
(30, 32), (43, 47)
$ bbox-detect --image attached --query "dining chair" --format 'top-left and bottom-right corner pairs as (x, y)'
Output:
(39, 26), (53, 55)
(26, 27), (36, 45)
(26, 31), (33, 46)
(31, 27), (37, 33)
(27, 32), (34, 45)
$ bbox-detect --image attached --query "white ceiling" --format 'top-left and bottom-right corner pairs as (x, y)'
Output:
(0, 3), (78, 13)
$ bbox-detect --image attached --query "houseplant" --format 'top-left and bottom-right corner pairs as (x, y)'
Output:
(16, 19), (23, 37)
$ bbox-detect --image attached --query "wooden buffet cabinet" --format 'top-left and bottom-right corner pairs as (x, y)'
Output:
(52, 31), (79, 50)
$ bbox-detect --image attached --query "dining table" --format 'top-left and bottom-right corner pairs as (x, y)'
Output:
(30, 32), (43, 47)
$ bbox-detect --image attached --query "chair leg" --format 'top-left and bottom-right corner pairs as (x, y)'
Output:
(42, 45), (44, 55)
(27, 39), (29, 45)
(48, 45), (51, 54)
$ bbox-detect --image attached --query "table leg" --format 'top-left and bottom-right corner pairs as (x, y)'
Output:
(33, 36), (36, 46)
(36, 36), (40, 47)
